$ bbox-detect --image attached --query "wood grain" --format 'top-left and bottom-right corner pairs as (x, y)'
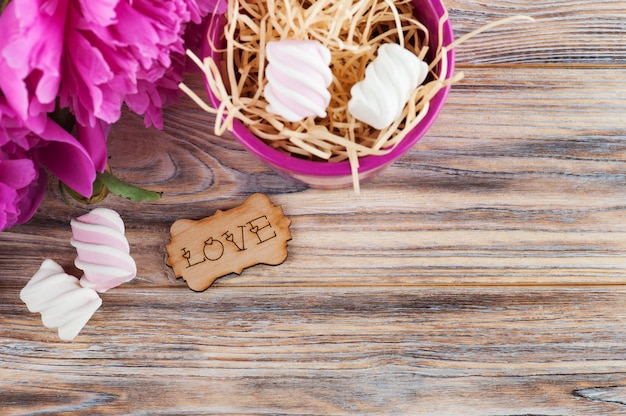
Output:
(2, 1), (626, 414)
(3, 287), (626, 414)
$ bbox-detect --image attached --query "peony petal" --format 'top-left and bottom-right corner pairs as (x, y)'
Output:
(78, 0), (120, 26)
(32, 120), (96, 198)
(0, 183), (18, 231)
(0, 157), (47, 230)
(0, 0), (67, 129)
(60, 35), (120, 126)
(0, 157), (37, 189)
(13, 166), (48, 227)
(185, 0), (228, 23)
(76, 120), (109, 173)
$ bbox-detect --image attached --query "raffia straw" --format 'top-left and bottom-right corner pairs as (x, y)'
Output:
(179, 0), (533, 192)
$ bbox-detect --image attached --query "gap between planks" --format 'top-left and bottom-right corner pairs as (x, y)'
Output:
(114, 282), (626, 290)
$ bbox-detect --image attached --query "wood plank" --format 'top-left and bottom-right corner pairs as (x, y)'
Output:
(2, 286), (626, 414)
(3, 65), (624, 287)
(446, 0), (626, 64)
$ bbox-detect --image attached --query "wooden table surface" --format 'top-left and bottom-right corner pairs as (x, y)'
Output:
(2, 1), (626, 414)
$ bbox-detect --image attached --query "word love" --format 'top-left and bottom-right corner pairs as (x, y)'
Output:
(166, 193), (292, 291)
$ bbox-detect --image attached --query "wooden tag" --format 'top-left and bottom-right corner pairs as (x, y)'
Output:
(166, 193), (292, 291)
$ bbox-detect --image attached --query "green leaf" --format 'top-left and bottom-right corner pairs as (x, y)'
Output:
(96, 171), (162, 202)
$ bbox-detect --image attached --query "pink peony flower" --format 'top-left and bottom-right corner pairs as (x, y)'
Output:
(0, 0), (227, 230)
(1, 0), (226, 137)
(60, 0), (226, 129)
(0, 95), (97, 230)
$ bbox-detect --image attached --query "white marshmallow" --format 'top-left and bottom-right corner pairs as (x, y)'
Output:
(264, 40), (333, 122)
(348, 44), (429, 130)
(70, 208), (136, 293)
(20, 259), (102, 341)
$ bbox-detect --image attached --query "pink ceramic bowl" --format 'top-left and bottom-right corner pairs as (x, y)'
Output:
(202, 0), (455, 188)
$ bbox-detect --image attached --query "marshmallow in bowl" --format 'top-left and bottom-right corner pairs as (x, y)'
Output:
(348, 43), (429, 130)
(264, 40), (333, 122)
(70, 208), (137, 292)
(20, 259), (102, 341)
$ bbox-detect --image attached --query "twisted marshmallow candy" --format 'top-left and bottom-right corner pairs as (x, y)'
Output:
(71, 208), (136, 292)
(348, 44), (429, 130)
(20, 259), (102, 341)
(264, 40), (333, 122)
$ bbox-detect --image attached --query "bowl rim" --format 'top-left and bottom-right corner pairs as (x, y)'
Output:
(201, 0), (455, 177)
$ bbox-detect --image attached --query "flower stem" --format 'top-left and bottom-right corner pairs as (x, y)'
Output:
(96, 171), (162, 202)
(60, 170), (162, 205)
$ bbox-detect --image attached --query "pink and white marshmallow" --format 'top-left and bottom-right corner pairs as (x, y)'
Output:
(264, 40), (333, 122)
(348, 43), (429, 130)
(70, 208), (137, 292)
(20, 259), (102, 341)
